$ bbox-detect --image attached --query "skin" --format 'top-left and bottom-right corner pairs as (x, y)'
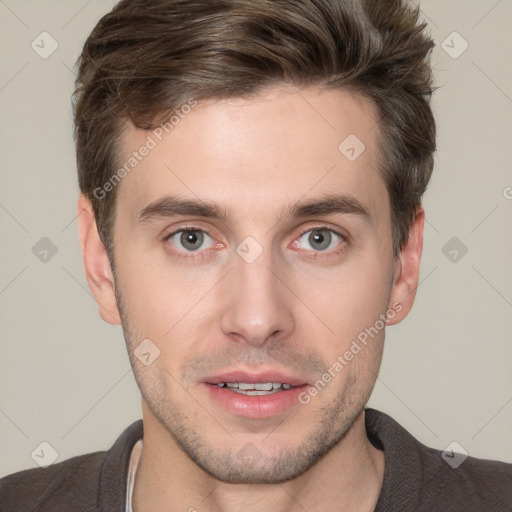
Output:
(78, 85), (424, 512)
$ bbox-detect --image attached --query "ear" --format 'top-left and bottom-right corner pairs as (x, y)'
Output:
(386, 207), (424, 326)
(77, 194), (121, 325)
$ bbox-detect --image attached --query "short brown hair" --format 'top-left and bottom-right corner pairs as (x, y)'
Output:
(73, 0), (436, 264)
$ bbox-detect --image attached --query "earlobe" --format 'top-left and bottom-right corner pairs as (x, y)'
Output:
(386, 208), (424, 326)
(77, 194), (121, 325)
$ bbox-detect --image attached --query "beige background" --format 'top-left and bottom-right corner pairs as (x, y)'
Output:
(1, 0), (511, 476)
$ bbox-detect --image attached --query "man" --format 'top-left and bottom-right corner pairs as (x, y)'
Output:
(1, 0), (511, 511)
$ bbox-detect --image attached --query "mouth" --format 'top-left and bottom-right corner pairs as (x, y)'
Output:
(201, 371), (309, 418)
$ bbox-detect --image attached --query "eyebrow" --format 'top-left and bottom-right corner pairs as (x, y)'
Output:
(137, 192), (370, 225)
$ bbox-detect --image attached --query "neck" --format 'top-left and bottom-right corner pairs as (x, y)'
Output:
(132, 408), (384, 512)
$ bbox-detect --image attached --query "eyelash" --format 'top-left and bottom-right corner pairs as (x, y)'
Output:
(162, 225), (347, 262)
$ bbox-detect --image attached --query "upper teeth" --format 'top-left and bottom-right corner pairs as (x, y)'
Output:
(217, 382), (292, 390)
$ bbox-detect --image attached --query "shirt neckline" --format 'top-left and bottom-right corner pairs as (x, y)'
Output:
(125, 439), (143, 512)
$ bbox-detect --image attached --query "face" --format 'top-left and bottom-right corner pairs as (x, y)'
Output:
(84, 85), (417, 484)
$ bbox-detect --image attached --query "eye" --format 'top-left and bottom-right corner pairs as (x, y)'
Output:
(294, 227), (345, 253)
(165, 228), (216, 253)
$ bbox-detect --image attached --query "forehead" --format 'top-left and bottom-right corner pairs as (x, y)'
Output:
(115, 85), (386, 225)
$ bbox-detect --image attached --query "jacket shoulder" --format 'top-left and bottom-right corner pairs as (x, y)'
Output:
(366, 408), (512, 511)
(420, 445), (512, 509)
(0, 451), (106, 512)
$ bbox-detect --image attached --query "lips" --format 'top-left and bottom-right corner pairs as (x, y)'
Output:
(201, 370), (309, 418)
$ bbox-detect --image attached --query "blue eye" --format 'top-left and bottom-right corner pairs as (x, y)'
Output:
(165, 229), (215, 253)
(296, 228), (344, 252)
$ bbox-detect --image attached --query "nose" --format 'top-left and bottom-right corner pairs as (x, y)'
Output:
(220, 246), (295, 347)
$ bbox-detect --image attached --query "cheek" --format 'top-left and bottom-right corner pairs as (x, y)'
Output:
(114, 245), (213, 333)
(296, 258), (392, 343)
(289, 259), (390, 396)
